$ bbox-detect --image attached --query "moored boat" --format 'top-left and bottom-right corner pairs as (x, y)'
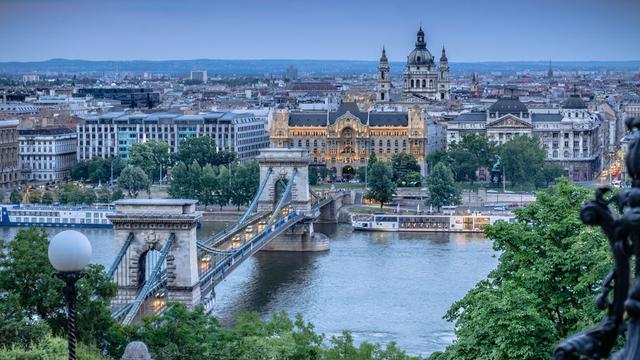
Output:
(0, 204), (115, 228)
(351, 212), (514, 232)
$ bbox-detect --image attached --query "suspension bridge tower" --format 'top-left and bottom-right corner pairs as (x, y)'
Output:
(256, 148), (328, 251)
(107, 199), (202, 323)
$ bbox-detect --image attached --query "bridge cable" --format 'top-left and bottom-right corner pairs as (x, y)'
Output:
(107, 232), (134, 278)
(266, 169), (297, 226)
(121, 233), (176, 325)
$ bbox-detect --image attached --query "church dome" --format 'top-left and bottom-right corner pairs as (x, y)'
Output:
(407, 26), (434, 66)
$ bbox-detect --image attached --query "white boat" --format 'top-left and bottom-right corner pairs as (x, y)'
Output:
(0, 204), (115, 228)
(351, 212), (515, 233)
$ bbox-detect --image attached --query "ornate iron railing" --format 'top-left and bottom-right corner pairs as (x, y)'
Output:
(555, 117), (640, 359)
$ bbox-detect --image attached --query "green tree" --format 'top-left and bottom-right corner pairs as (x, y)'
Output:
(432, 180), (610, 360)
(309, 168), (319, 185)
(168, 161), (192, 199)
(365, 161), (396, 208)
(357, 167), (367, 183)
(88, 156), (107, 183)
(56, 184), (85, 205)
(118, 165), (151, 198)
(229, 161), (259, 210)
(367, 152), (378, 173)
(175, 136), (235, 167)
(111, 189), (125, 201)
(499, 135), (546, 189)
(214, 165), (233, 209)
(0, 228), (116, 346)
(426, 150), (449, 171)
(28, 188), (43, 204)
(70, 161), (89, 180)
(9, 188), (22, 204)
(199, 164), (218, 207)
(0, 294), (50, 349)
(41, 191), (54, 204)
(97, 189), (111, 203)
(447, 134), (497, 183)
(391, 152), (421, 184)
(129, 141), (171, 182)
(83, 189), (97, 205)
(425, 163), (461, 211)
(539, 162), (565, 187)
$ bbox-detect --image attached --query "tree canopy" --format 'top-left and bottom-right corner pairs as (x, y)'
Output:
(391, 152), (422, 185)
(425, 163), (461, 210)
(430, 180), (610, 359)
(365, 161), (396, 208)
(175, 136), (236, 168)
(500, 135), (546, 189)
(118, 165), (151, 197)
(129, 141), (171, 182)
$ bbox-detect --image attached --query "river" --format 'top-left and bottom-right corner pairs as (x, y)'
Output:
(0, 223), (497, 357)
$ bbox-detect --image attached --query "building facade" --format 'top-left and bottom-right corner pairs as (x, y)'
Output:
(18, 128), (77, 182)
(270, 102), (427, 178)
(447, 96), (602, 181)
(190, 70), (208, 83)
(76, 111), (270, 162)
(0, 120), (20, 189)
(376, 48), (391, 103)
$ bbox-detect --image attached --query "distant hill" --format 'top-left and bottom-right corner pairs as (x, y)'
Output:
(0, 58), (638, 76)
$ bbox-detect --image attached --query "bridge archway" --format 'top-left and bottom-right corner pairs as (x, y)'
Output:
(256, 148), (311, 216)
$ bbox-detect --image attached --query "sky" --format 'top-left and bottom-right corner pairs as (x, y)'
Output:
(1, 0), (639, 62)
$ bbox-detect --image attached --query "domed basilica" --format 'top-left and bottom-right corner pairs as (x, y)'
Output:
(377, 26), (450, 103)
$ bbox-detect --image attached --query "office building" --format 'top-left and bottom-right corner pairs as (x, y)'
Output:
(76, 111), (269, 162)
(0, 120), (20, 189)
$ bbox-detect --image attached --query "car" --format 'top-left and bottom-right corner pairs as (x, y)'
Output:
(493, 205), (507, 211)
(245, 225), (254, 234)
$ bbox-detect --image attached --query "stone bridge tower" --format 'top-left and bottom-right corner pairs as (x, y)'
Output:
(256, 148), (327, 251)
(107, 199), (202, 319)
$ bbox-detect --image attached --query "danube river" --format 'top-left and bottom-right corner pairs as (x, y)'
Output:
(0, 223), (497, 357)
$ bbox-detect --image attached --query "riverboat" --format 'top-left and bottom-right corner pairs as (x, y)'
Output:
(351, 212), (515, 233)
(0, 204), (115, 228)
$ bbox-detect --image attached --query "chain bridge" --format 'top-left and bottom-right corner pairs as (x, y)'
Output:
(105, 148), (351, 324)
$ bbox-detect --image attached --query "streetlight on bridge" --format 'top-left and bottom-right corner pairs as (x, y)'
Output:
(48, 230), (92, 360)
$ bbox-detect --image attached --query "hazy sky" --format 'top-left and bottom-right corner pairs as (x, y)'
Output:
(1, 0), (639, 62)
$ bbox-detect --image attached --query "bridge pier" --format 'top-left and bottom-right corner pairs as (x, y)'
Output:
(262, 222), (329, 252)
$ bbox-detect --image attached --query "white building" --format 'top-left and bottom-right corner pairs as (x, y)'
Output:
(447, 96), (602, 181)
(18, 128), (77, 182)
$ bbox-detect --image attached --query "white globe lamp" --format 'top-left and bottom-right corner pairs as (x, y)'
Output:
(48, 230), (92, 272)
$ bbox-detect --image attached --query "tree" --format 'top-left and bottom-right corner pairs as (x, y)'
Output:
(365, 162), (396, 208)
(56, 184), (85, 204)
(129, 141), (171, 182)
(83, 189), (97, 205)
(111, 189), (125, 201)
(97, 189), (111, 203)
(214, 165), (233, 209)
(539, 162), (565, 186)
(70, 161), (89, 180)
(175, 136), (236, 168)
(28, 188), (43, 204)
(425, 163), (461, 211)
(200, 164), (218, 207)
(87, 156), (107, 182)
(10, 188), (22, 203)
(0, 228), (116, 346)
(41, 191), (54, 204)
(118, 165), (151, 198)
(432, 180), (610, 359)
(357, 167), (367, 183)
(499, 135), (546, 189)
(447, 134), (497, 183)
(367, 152), (378, 173)
(391, 152), (421, 184)
(402, 171), (423, 187)
(309, 168), (319, 186)
(426, 150), (449, 171)
(230, 161), (259, 210)
(168, 161), (192, 199)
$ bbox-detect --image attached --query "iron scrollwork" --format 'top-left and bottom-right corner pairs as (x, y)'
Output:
(555, 117), (640, 359)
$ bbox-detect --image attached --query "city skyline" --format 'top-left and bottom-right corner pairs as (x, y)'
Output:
(1, 0), (640, 63)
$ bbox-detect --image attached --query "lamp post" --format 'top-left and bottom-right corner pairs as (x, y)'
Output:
(48, 230), (92, 360)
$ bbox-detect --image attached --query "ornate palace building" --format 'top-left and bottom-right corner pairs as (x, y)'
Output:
(377, 26), (450, 103)
(447, 96), (602, 181)
(270, 102), (427, 178)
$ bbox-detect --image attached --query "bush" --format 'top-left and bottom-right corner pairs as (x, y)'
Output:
(0, 335), (104, 360)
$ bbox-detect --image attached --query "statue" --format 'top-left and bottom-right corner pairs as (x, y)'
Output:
(490, 155), (502, 187)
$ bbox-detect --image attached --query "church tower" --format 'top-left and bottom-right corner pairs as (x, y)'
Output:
(438, 46), (450, 100)
(377, 47), (391, 103)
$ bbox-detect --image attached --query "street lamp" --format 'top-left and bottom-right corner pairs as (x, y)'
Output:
(48, 230), (92, 360)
